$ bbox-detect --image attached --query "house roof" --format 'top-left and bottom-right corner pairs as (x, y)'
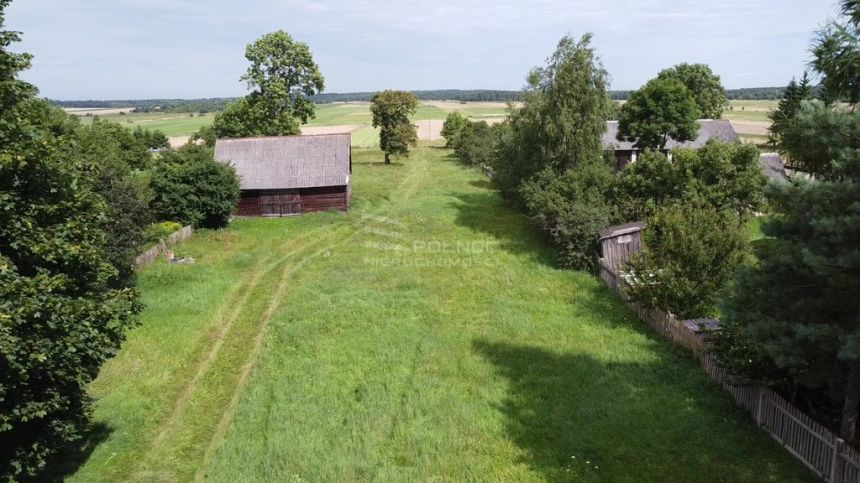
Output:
(214, 134), (351, 190)
(603, 119), (739, 151)
(759, 152), (789, 183)
(598, 221), (646, 240)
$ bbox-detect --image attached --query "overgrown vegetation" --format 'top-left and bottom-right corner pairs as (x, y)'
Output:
(149, 145), (240, 229)
(0, 3), (141, 476)
(717, 0), (860, 444)
(626, 204), (747, 318)
(66, 146), (814, 482)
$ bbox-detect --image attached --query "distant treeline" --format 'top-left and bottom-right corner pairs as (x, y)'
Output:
(50, 86), (799, 111)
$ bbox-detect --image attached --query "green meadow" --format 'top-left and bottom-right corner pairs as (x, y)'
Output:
(65, 144), (814, 482)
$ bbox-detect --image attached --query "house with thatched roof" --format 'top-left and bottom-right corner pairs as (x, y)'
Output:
(603, 119), (740, 171)
(215, 134), (351, 216)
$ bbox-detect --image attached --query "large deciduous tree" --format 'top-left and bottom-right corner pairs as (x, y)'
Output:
(370, 90), (418, 164)
(493, 33), (611, 195)
(0, 1), (139, 477)
(491, 33), (616, 271)
(617, 77), (700, 150)
(656, 63), (728, 119)
(212, 30), (324, 138)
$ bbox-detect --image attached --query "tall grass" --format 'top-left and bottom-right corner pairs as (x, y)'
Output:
(69, 146), (813, 482)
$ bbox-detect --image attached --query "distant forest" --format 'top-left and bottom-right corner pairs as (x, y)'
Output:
(49, 87), (794, 112)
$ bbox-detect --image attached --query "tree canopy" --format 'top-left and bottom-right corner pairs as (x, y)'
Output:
(149, 145), (240, 229)
(493, 33), (611, 198)
(617, 77), (699, 150)
(491, 33), (617, 271)
(0, 2), (140, 476)
(656, 63), (727, 119)
(212, 31), (324, 139)
(719, 0), (860, 443)
(370, 90), (418, 164)
(626, 203), (747, 318)
(767, 72), (813, 148)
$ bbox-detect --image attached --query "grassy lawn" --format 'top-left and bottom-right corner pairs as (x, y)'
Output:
(66, 144), (814, 482)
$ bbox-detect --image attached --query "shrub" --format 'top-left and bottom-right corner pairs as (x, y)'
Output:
(625, 203), (748, 318)
(453, 121), (498, 167)
(150, 144), (240, 229)
(441, 112), (469, 147)
(521, 157), (619, 272)
(145, 221), (184, 245)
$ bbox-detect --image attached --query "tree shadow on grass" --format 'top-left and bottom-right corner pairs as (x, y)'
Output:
(472, 340), (815, 482)
(40, 422), (112, 482)
(448, 191), (557, 267)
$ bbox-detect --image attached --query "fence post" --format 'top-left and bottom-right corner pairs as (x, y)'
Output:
(755, 387), (765, 425)
(831, 437), (844, 483)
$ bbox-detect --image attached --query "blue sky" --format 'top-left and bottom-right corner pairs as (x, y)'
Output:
(6, 0), (841, 100)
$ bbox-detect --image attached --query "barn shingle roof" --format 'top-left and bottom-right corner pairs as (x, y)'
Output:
(214, 134), (351, 190)
(759, 152), (789, 183)
(602, 119), (739, 151)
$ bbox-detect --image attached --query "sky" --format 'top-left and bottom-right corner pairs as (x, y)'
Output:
(5, 0), (842, 100)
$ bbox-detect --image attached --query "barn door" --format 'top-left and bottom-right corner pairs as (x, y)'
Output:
(259, 191), (302, 216)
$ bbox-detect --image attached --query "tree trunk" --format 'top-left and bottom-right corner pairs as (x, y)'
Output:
(841, 362), (860, 444)
(384, 152), (390, 164)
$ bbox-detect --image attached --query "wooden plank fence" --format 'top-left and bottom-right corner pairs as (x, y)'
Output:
(599, 261), (860, 482)
(135, 225), (194, 267)
(479, 164), (495, 179)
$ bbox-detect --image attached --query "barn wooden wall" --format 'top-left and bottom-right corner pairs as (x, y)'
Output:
(236, 186), (349, 216)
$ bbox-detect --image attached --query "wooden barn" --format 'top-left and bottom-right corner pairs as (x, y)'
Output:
(214, 134), (352, 216)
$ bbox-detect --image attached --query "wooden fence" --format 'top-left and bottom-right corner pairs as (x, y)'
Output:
(599, 262), (860, 482)
(479, 164), (495, 179)
(135, 225), (194, 267)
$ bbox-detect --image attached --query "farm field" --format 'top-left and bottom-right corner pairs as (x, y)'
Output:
(71, 110), (216, 137)
(65, 99), (778, 147)
(65, 143), (814, 482)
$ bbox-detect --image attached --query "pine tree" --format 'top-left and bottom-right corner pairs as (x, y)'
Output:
(767, 72), (812, 148)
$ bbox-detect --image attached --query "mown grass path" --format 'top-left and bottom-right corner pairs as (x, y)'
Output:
(68, 145), (814, 482)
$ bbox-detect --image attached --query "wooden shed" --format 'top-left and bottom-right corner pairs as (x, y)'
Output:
(214, 134), (352, 216)
(598, 221), (646, 271)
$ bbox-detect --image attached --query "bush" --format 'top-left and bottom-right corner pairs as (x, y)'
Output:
(441, 112), (469, 147)
(521, 157), (619, 272)
(145, 221), (184, 245)
(132, 126), (170, 150)
(453, 121), (498, 167)
(613, 141), (766, 223)
(150, 144), (240, 229)
(625, 203), (748, 318)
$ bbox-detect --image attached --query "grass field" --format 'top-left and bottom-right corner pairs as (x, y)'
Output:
(63, 143), (814, 482)
(74, 111), (216, 137)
